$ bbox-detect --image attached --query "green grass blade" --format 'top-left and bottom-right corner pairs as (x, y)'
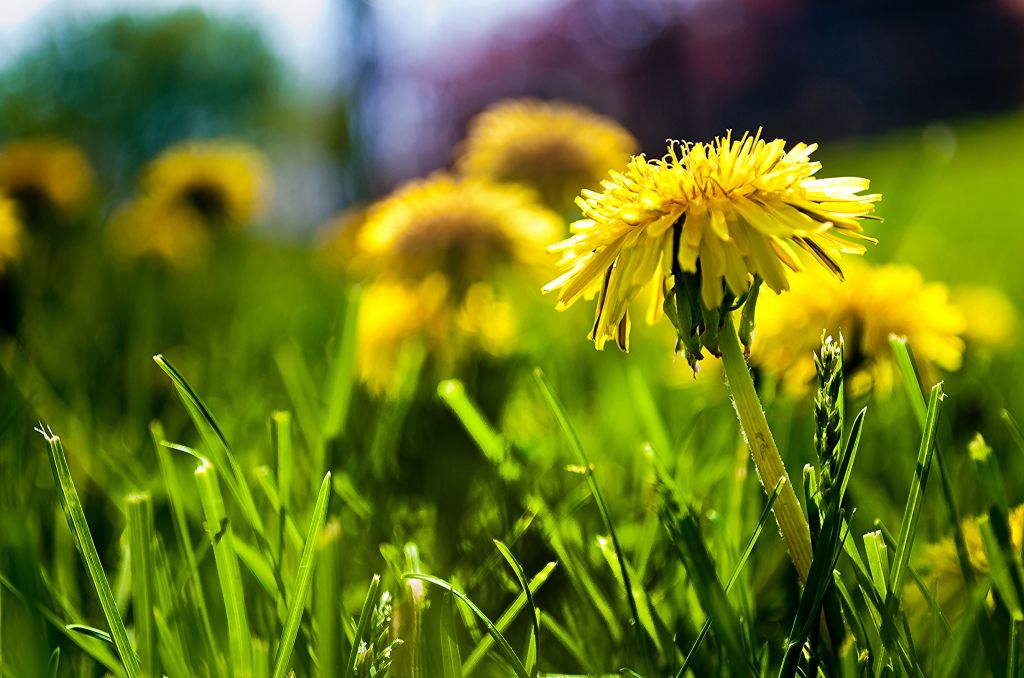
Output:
(40, 427), (141, 678)
(888, 382), (944, 597)
(462, 562), (557, 675)
(677, 478), (785, 677)
(493, 541), (541, 677)
(532, 368), (651, 673)
(315, 521), (341, 678)
(195, 459), (253, 678)
(126, 493), (157, 677)
(270, 472), (332, 678)
(438, 379), (510, 469)
(323, 291), (360, 442)
(405, 573), (531, 678)
(343, 574), (382, 678)
(440, 593), (465, 678)
(155, 355), (266, 541)
(1001, 410), (1024, 455)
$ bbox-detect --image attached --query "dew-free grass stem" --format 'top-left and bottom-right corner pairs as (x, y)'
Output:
(719, 314), (813, 582)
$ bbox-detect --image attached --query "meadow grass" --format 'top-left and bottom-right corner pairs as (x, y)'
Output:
(0, 114), (1023, 677)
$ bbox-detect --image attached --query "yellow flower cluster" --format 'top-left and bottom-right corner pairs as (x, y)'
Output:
(109, 139), (270, 267)
(456, 98), (637, 215)
(752, 262), (966, 395)
(0, 137), (94, 221)
(545, 131), (881, 351)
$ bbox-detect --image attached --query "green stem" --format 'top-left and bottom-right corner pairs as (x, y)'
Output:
(718, 314), (813, 581)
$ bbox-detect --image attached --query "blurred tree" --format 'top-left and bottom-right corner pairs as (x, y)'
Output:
(0, 10), (284, 190)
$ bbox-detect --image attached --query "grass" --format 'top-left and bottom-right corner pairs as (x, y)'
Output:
(1, 111), (1024, 677)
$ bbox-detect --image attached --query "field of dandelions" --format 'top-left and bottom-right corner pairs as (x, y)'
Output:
(2, 27), (1024, 678)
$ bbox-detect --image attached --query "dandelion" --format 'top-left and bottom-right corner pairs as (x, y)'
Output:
(140, 139), (270, 227)
(545, 131), (881, 582)
(358, 174), (562, 290)
(0, 137), (93, 221)
(951, 285), (1019, 351)
(357, 276), (452, 396)
(318, 205), (369, 275)
(0, 198), (24, 273)
(906, 504), (1024, 629)
(107, 197), (210, 268)
(545, 131), (880, 355)
(753, 262), (966, 395)
(456, 98), (637, 215)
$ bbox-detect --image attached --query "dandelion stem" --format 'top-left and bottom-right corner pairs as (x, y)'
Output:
(719, 313), (813, 581)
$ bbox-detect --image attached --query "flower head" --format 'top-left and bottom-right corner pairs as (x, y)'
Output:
(357, 276), (521, 396)
(358, 174), (562, 290)
(752, 262), (965, 395)
(141, 139), (270, 227)
(0, 198), (25, 272)
(107, 197), (210, 268)
(456, 98), (637, 215)
(545, 132), (880, 354)
(0, 138), (93, 221)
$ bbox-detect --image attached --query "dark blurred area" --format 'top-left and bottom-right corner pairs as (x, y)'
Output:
(373, 0), (1024, 183)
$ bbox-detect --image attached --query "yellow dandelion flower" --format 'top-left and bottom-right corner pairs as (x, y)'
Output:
(358, 174), (562, 288)
(107, 198), (210, 269)
(951, 285), (1019, 351)
(357, 275), (452, 396)
(0, 137), (93, 219)
(141, 139), (270, 227)
(455, 283), (519, 357)
(906, 504), (1024, 628)
(753, 262), (966, 395)
(456, 98), (637, 215)
(317, 205), (370, 275)
(0, 198), (25, 272)
(545, 131), (880, 352)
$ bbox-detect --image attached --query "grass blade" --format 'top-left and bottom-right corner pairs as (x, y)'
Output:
(195, 459), (253, 677)
(405, 573), (531, 678)
(270, 472), (332, 678)
(462, 562), (557, 675)
(343, 574), (382, 678)
(440, 593), (465, 678)
(323, 291), (360, 442)
(493, 541), (541, 677)
(532, 368), (651, 674)
(888, 382), (943, 597)
(126, 493), (157, 677)
(40, 427), (141, 678)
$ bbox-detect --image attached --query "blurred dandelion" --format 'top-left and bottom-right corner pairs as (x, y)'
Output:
(318, 205), (370, 275)
(358, 174), (561, 291)
(357, 275), (452, 396)
(545, 131), (880, 354)
(906, 504), (1024, 628)
(0, 198), (24, 272)
(952, 285), (1019, 351)
(108, 139), (270, 266)
(754, 262), (966, 396)
(0, 138), (94, 222)
(107, 197), (210, 268)
(456, 98), (637, 217)
(140, 139), (270, 228)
